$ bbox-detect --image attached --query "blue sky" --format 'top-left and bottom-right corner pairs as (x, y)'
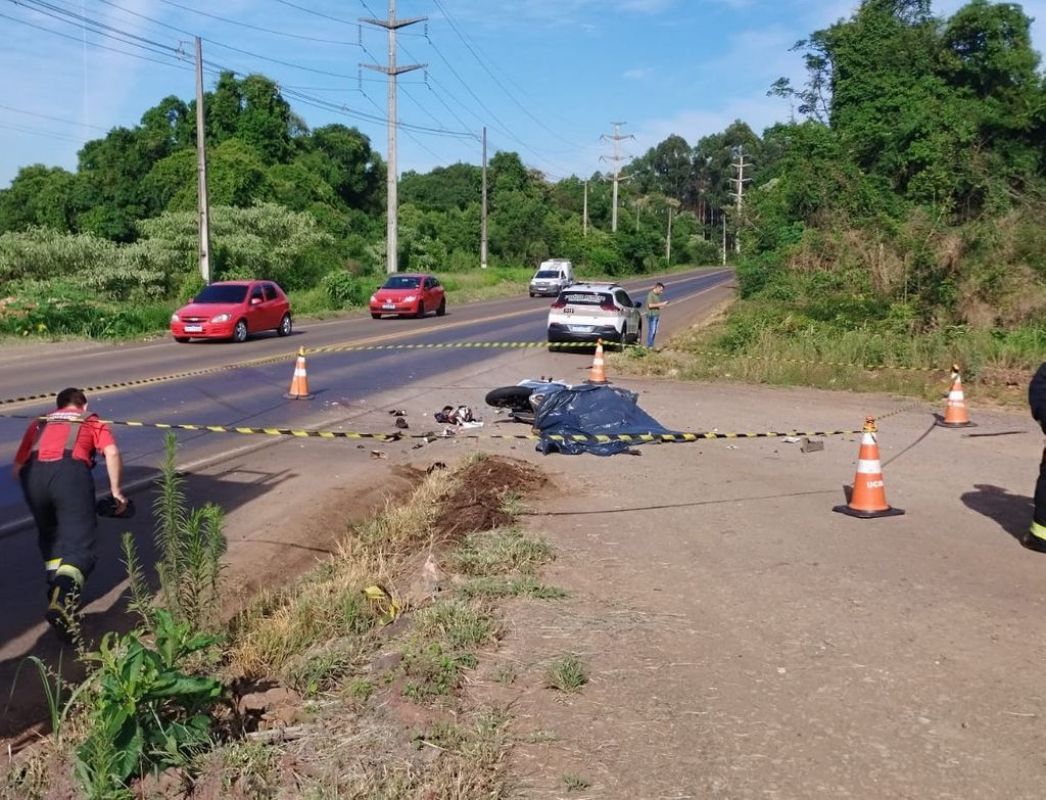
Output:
(2, 0), (1044, 187)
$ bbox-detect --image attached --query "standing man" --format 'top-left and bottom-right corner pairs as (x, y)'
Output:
(1027, 363), (1046, 552)
(645, 282), (669, 348)
(12, 388), (126, 641)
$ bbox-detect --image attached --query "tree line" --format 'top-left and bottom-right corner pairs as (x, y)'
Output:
(1, 0), (1044, 337)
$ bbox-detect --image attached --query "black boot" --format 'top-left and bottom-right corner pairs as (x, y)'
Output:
(45, 575), (83, 645)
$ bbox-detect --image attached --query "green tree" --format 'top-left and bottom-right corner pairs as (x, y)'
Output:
(0, 165), (80, 233)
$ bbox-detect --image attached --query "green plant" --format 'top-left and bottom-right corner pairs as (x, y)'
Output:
(149, 433), (226, 631)
(546, 654), (588, 693)
(7, 654), (91, 747)
(563, 773), (591, 791)
(75, 609), (223, 792)
(451, 528), (554, 576)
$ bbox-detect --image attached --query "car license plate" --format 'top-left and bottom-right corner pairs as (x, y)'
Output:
(569, 325), (592, 333)
(184, 325), (203, 333)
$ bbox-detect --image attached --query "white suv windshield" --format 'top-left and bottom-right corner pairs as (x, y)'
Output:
(535, 270), (561, 279)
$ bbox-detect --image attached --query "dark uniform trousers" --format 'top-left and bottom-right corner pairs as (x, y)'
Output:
(19, 456), (98, 592)
(1028, 363), (1046, 551)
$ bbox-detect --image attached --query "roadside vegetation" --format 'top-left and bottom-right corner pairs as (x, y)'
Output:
(2, 448), (564, 799)
(613, 0), (1046, 401)
(2, 0), (1041, 381)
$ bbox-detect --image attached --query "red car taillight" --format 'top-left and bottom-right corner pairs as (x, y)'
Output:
(600, 300), (617, 311)
(550, 299), (566, 309)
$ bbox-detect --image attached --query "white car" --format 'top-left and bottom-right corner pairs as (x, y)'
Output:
(529, 259), (575, 297)
(547, 282), (643, 346)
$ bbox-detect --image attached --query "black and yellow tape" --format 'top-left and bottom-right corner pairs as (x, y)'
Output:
(0, 413), (864, 443)
(0, 351), (292, 408)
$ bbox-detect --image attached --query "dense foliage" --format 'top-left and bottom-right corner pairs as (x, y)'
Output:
(1, 0), (1043, 348)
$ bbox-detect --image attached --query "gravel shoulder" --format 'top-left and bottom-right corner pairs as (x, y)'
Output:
(463, 372), (1046, 799)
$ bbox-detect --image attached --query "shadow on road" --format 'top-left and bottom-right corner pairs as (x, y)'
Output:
(959, 483), (1033, 544)
(0, 461), (295, 747)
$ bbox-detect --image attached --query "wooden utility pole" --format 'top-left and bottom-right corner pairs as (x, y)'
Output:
(194, 36), (211, 284)
(362, 1), (426, 273)
(600, 122), (633, 233)
(480, 126), (488, 269)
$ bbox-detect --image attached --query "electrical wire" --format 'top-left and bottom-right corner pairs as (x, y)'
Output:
(1, 7), (195, 73)
(0, 102), (109, 131)
(155, 0), (359, 46)
(429, 0), (584, 149)
(0, 120), (85, 143)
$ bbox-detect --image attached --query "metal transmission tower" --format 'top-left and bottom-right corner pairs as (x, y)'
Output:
(194, 37), (211, 284)
(362, 1), (426, 274)
(729, 144), (752, 255)
(600, 122), (633, 233)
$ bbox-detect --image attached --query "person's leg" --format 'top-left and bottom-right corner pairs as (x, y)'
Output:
(46, 461), (98, 642)
(646, 315), (660, 347)
(20, 462), (61, 594)
(1028, 446), (1046, 552)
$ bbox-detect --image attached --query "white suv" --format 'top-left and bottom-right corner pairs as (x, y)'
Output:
(547, 283), (642, 345)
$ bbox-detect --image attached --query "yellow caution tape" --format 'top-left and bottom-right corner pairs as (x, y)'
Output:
(0, 413), (864, 443)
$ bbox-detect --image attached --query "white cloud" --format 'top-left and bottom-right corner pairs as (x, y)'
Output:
(623, 66), (653, 80)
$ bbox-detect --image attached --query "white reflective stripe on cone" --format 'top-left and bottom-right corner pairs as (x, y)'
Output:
(856, 460), (882, 474)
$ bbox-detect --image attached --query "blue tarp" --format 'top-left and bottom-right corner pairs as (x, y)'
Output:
(532, 383), (679, 456)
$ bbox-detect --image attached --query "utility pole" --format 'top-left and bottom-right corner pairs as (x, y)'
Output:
(721, 209), (727, 266)
(480, 125), (488, 269)
(600, 121), (633, 233)
(665, 200), (678, 266)
(194, 36), (211, 284)
(729, 144), (752, 256)
(362, 1), (426, 273)
(582, 180), (588, 237)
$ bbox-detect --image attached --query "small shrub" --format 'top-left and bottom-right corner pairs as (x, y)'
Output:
(546, 653), (587, 693)
(321, 270), (369, 308)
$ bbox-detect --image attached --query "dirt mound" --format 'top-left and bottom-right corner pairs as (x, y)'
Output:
(433, 456), (546, 539)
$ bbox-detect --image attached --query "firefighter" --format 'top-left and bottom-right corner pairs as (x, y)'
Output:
(1027, 363), (1046, 553)
(12, 388), (126, 641)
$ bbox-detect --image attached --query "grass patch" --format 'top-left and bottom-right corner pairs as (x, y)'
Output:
(401, 600), (498, 700)
(458, 576), (567, 600)
(546, 654), (588, 693)
(563, 773), (592, 791)
(611, 297), (1040, 406)
(451, 528), (554, 576)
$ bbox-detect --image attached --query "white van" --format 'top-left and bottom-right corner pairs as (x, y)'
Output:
(528, 259), (575, 297)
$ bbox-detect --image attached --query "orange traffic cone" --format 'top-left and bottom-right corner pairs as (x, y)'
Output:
(587, 340), (608, 384)
(936, 365), (975, 428)
(833, 417), (904, 518)
(285, 347), (313, 400)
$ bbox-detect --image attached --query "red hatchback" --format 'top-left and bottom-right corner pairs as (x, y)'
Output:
(170, 280), (292, 343)
(369, 273), (446, 319)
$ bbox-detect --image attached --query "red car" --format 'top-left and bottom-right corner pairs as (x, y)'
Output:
(170, 280), (292, 343)
(369, 273), (446, 319)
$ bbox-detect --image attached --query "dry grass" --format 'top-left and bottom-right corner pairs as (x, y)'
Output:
(227, 470), (458, 687)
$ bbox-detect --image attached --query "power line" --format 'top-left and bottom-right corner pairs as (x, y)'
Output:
(0, 102), (109, 131)
(0, 120), (85, 144)
(429, 0), (583, 149)
(94, 0), (360, 79)
(272, 0), (423, 36)
(0, 7), (194, 73)
(154, 0), (359, 46)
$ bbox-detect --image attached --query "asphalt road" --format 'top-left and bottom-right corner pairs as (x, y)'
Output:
(0, 267), (734, 741)
(0, 268), (732, 528)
